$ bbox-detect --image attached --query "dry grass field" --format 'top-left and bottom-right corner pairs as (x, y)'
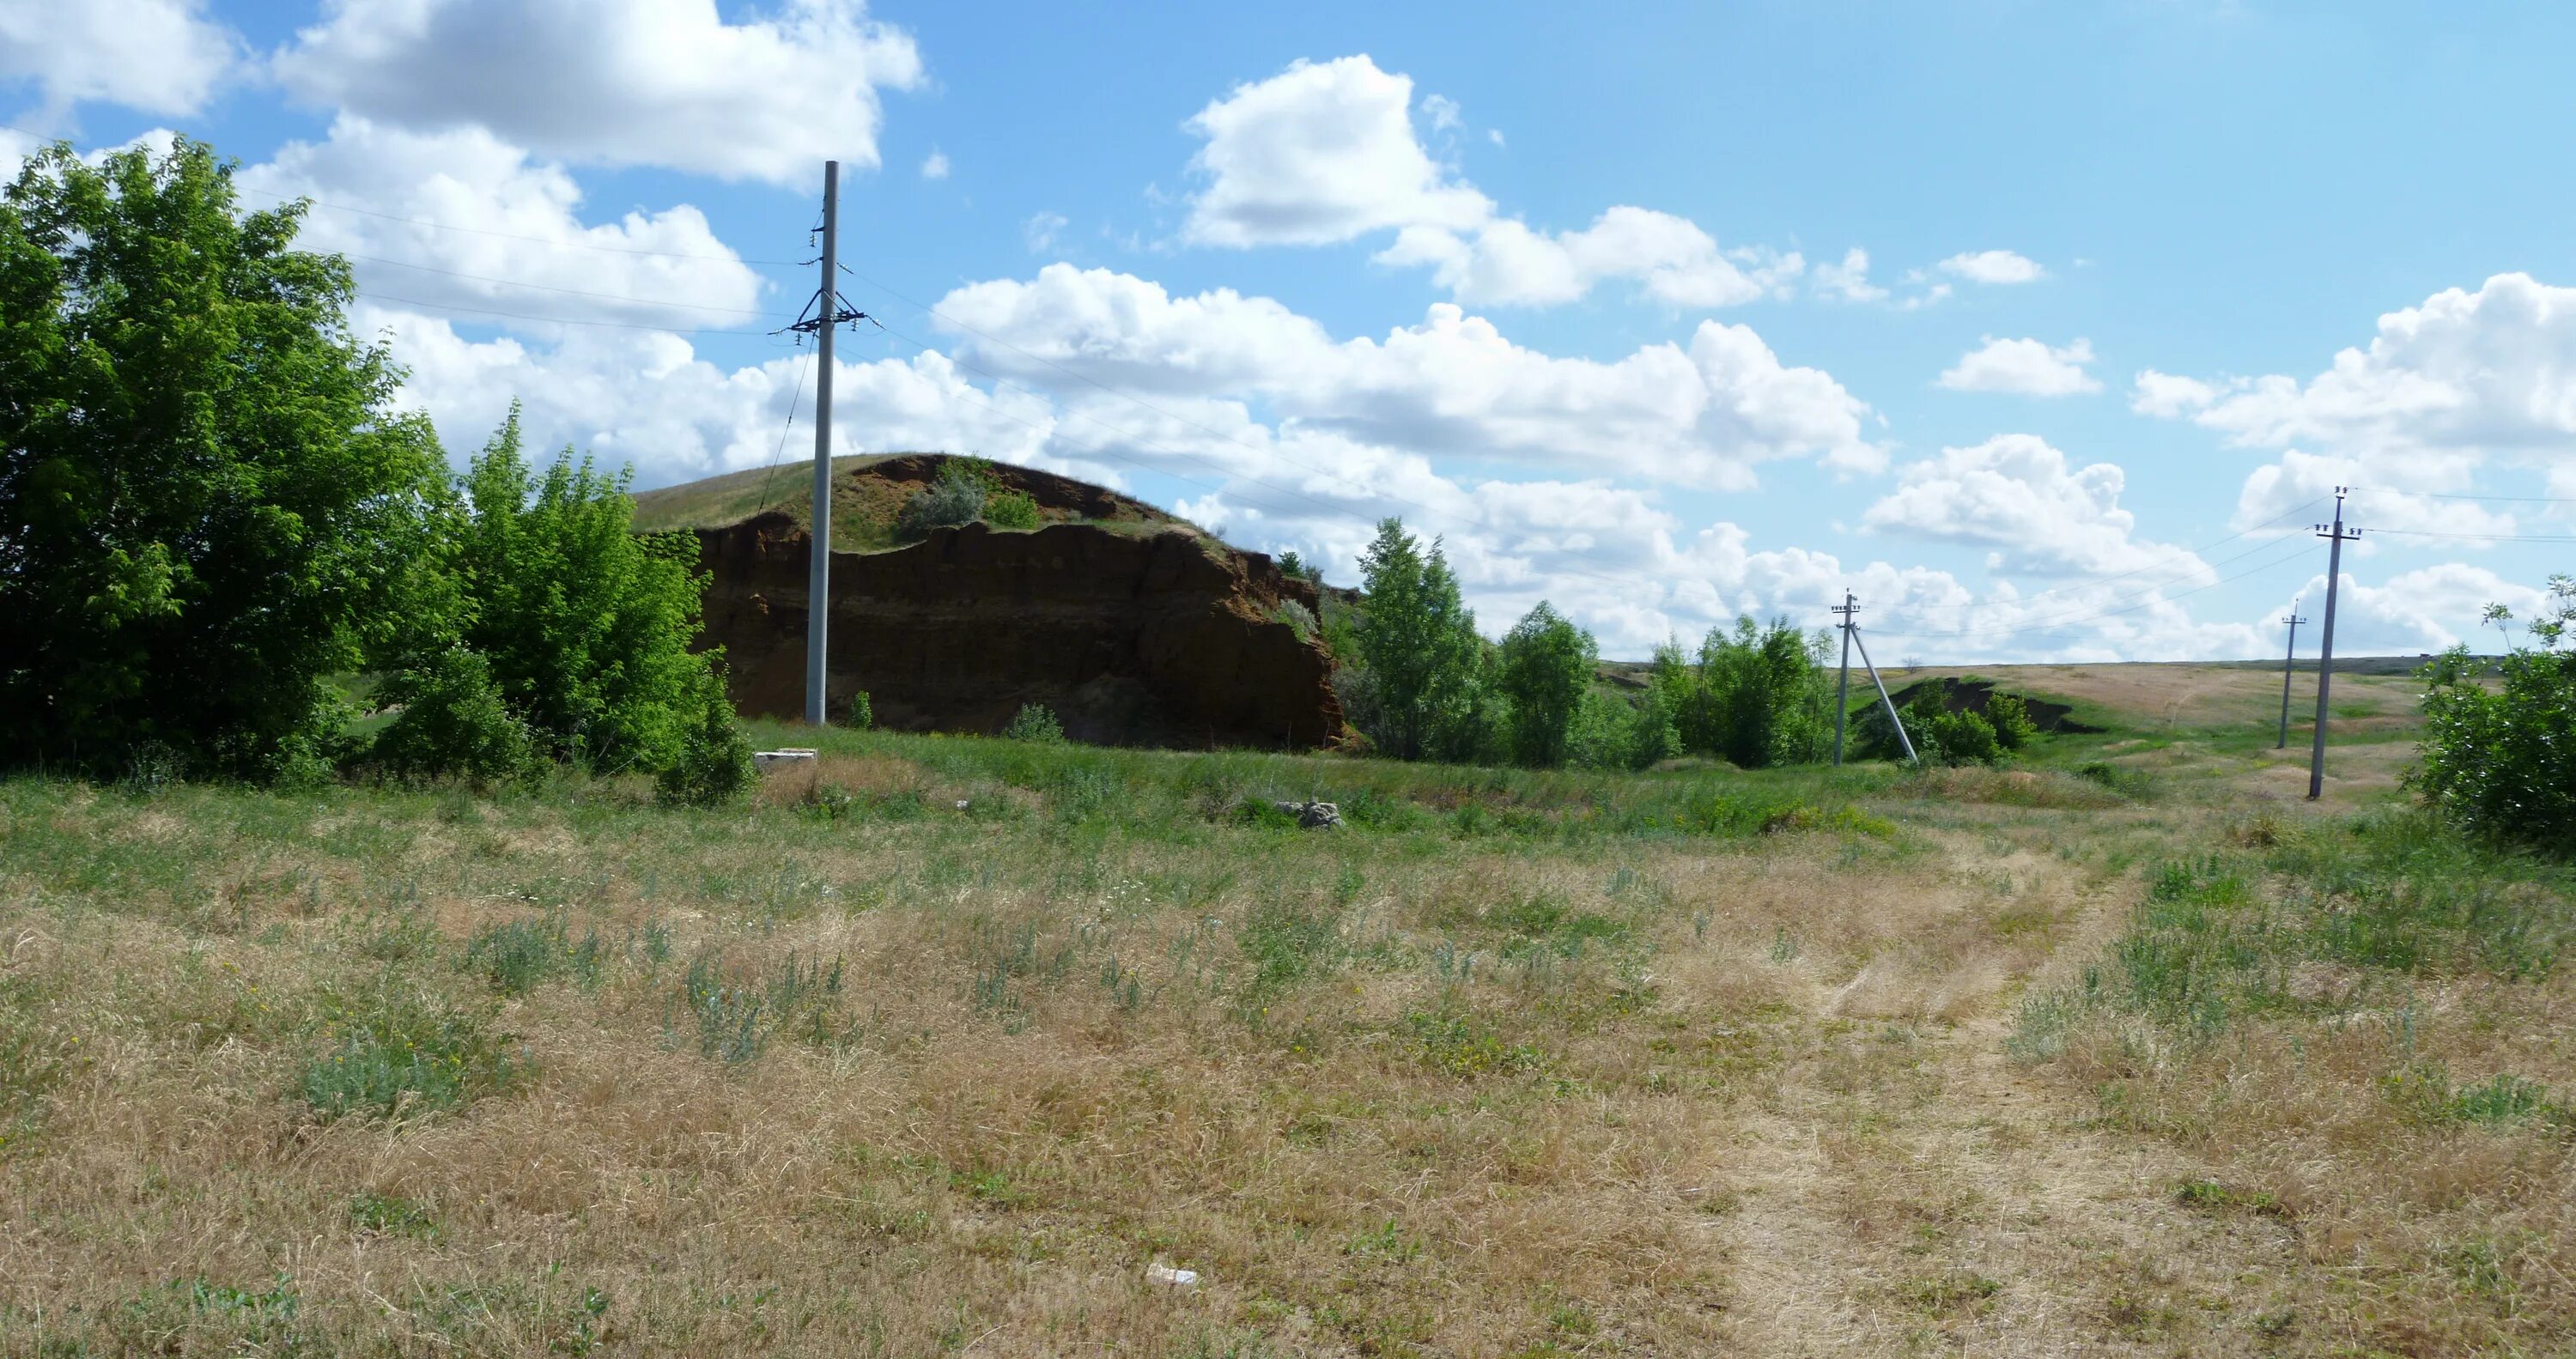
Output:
(3, 664), (2570, 1356)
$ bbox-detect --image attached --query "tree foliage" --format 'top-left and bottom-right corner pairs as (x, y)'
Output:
(1354, 519), (1485, 761)
(2415, 574), (2576, 849)
(1498, 601), (1597, 767)
(1651, 617), (1832, 768)
(0, 137), (451, 779)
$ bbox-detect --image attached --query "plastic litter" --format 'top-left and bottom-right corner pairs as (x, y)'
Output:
(1145, 1264), (1200, 1289)
(752, 748), (817, 772)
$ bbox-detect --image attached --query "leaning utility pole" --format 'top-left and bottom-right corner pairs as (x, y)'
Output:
(1832, 591), (1858, 765)
(2274, 609), (2306, 749)
(2306, 489), (2363, 799)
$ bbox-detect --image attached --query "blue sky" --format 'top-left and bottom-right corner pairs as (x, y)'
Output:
(8, 0), (2573, 660)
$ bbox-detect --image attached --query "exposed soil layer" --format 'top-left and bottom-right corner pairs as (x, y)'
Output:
(1890, 676), (2104, 733)
(692, 510), (1342, 749)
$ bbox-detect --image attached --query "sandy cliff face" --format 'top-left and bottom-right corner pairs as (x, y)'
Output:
(693, 514), (1344, 749)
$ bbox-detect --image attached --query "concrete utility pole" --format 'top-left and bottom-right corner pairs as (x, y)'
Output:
(2307, 489), (2363, 799)
(805, 161), (841, 726)
(1832, 591), (1858, 766)
(2275, 609), (2306, 749)
(1849, 622), (1917, 764)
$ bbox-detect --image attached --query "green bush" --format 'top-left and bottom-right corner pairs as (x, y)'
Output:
(1925, 707), (2004, 766)
(1271, 598), (1319, 643)
(1, 137), (455, 780)
(1002, 703), (1066, 743)
(436, 410), (728, 777)
(372, 646), (533, 784)
(895, 469), (987, 541)
(847, 690), (874, 730)
(1986, 692), (2039, 750)
(984, 488), (1042, 530)
(2415, 575), (2576, 851)
(654, 670), (755, 806)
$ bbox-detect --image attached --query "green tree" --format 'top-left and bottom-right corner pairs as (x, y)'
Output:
(0, 137), (453, 779)
(1355, 519), (1483, 761)
(2415, 574), (2576, 849)
(1692, 616), (1833, 768)
(1498, 601), (1598, 767)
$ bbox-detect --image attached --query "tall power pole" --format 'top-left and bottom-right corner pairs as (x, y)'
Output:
(2306, 489), (2363, 799)
(802, 160), (841, 726)
(1832, 592), (1858, 766)
(2274, 609), (2306, 749)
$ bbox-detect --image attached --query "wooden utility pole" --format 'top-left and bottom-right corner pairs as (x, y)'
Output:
(1832, 591), (1857, 766)
(804, 160), (841, 726)
(2275, 610), (2306, 749)
(2307, 489), (2362, 799)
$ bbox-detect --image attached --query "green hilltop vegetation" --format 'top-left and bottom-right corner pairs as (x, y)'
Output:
(629, 452), (1200, 555)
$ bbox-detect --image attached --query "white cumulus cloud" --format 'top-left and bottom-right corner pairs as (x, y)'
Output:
(238, 117), (768, 331)
(1937, 250), (2046, 285)
(0, 0), (237, 122)
(1181, 54), (1491, 248)
(1376, 209), (1801, 309)
(1863, 434), (2201, 579)
(270, 0), (925, 185)
(930, 264), (1881, 488)
(1938, 337), (2102, 397)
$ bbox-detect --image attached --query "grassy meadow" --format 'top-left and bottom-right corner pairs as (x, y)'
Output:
(3, 664), (2571, 1356)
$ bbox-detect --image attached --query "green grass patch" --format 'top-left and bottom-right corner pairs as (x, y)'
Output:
(300, 986), (528, 1122)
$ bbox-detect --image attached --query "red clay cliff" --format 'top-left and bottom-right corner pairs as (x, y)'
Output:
(689, 507), (1344, 749)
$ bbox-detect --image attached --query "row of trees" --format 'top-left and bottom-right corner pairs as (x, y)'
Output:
(1, 139), (748, 798)
(1335, 519), (1848, 772)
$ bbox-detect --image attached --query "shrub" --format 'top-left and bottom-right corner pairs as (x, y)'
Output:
(654, 670), (755, 806)
(371, 646), (533, 783)
(1271, 598), (1319, 643)
(1002, 703), (1066, 743)
(1986, 691), (2039, 750)
(1925, 707), (2004, 766)
(846, 690), (874, 730)
(438, 409), (726, 777)
(894, 469), (987, 541)
(2414, 575), (2576, 850)
(984, 488), (1042, 530)
(301, 987), (526, 1122)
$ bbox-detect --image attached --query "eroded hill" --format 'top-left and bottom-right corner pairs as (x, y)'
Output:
(635, 454), (1343, 749)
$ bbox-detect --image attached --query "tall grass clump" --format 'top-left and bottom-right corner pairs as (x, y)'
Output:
(301, 986), (526, 1121)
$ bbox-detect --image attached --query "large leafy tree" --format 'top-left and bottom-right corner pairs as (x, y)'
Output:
(1498, 601), (1598, 767)
(1355, 518), (1484, 761)
(0, 138), (452, 779)
(1658, 616), (1834, 768)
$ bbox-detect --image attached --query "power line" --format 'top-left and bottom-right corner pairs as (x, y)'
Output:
(2369, 527), (2576, 543)
(1878, 535), (2319, 641)
(2353, 485), (2576, 505)
(753, 349), (816, 518)
(1900, 494), (2330, 619)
